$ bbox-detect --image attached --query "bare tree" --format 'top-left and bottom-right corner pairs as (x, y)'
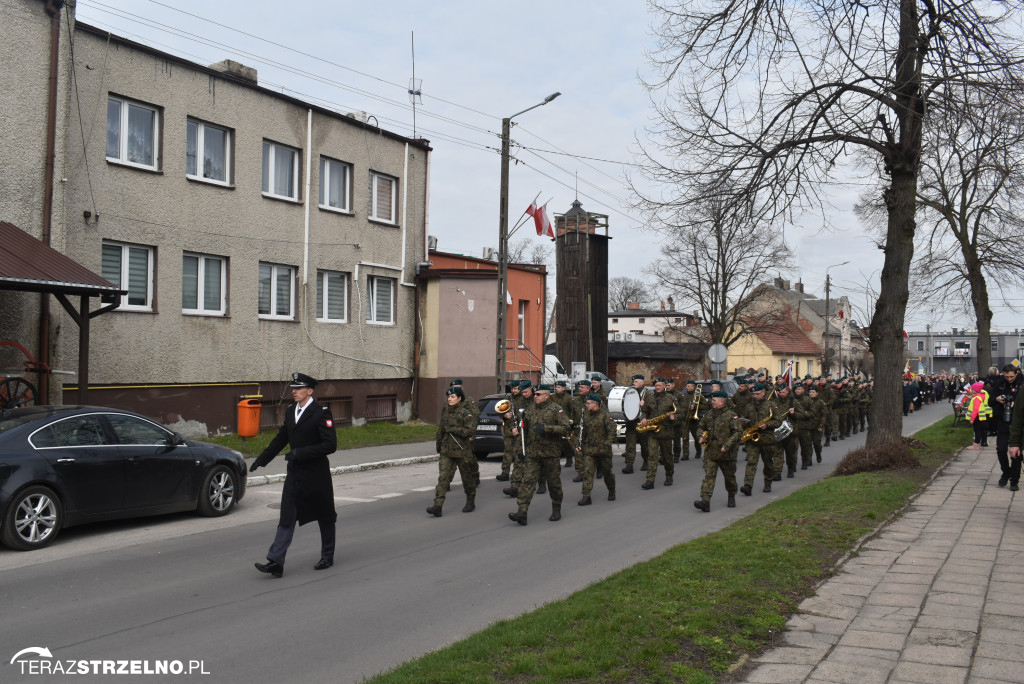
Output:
(639, 0), (1024, 449)
(507, 238), (550, 265)
(608, 276), (656, 312)
(913, 97), (1024, 374)
(646, 191), (794, 346)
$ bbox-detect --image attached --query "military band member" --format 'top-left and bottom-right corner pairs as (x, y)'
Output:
(740, 383), (781, 495)
(681, 379), (708, 461)
(502, 381), (546, 497)
(426, 387), (479, 517)
(694, 390), (742, 511)
(576, 393), (617, 505)
(666, 378), (684, 462)
(640, 378), (678, 489)
(591, 377), (610, 401)
(774, 384), (799, 479)
(622, 374), (651, 474)
(730, 376), (755, 421)
(551, 380), (576, 472)
(497, 380), (521, 482)
(508, 384), (571, 526)
(792, 383), (825, 468)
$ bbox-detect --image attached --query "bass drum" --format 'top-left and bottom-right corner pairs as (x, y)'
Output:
(607, 386), (641, 422)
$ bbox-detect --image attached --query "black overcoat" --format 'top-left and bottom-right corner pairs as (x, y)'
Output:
(257, 400), (338, 526)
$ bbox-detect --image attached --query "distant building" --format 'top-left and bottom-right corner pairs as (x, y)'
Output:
(905, 328), (1024, 375)
(607, 298), (700, 338)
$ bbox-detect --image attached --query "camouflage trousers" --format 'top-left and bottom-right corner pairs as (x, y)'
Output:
(623, 422), (649, 468)
(827, 410), (838, 439)
(644, 437), (675, 485)
(774, 434), (798, 475)
(671, 423), (683, 460)
(582, 449), (615, 496)
(434, 455), (477, 507)
(743, 442), (776, 487)
(501, 434), (517, 476)
(517, 456), (562, 511)
(797, 428), (822, 466)
(683, 421), (702, 459)
(858, 406), (868, 430)
(699, 456), (738, 501)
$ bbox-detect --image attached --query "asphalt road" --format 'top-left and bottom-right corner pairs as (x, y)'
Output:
(0, 404), (950, 684)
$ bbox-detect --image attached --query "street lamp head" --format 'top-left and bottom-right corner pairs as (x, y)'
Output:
(544, 92), (561, 103)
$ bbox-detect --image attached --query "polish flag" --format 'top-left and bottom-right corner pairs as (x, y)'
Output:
(780, 360), (793, 389)
(526, 199), (542, 236)
(539, 202), (555, 238)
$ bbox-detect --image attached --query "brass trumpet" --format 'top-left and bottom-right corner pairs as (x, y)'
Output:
(495, 399), (513, 414)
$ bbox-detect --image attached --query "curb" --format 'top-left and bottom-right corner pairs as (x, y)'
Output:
(246, 453), (440, 488)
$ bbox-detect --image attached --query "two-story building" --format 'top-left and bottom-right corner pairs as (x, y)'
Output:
(905, 329), (1024, 375)
(1, 1), (430, 434)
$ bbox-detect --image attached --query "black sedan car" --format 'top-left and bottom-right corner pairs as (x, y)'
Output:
(0, 406), (247, 551)
(472, 394), (508, 458)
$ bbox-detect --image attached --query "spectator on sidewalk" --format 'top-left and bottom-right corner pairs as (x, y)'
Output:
(902, 377), (918, 416)
(993, 365), (1023, 490)
(966, 382), (992, 450)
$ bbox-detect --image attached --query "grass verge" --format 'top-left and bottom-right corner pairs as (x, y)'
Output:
(366, 414), (974, 684)
(204, 420), (437, 458)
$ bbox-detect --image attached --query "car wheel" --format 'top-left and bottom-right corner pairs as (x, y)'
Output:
(198, 465), (237, 517)
(1, 485), (63, 551)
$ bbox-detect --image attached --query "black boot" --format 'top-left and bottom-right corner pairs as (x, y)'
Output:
(255, 560), (284, 578)
(462, 496), (475, 513)
(608, 489), (616, 501)
(763, 482), (772, 493)
(502, 486), (518, 497)
(549, 504), (561, 522)
(496, 472), (510, 481)
(578, 495), (592, 506)
(641, 481), (654, 490)
(740, 484), (752, 496)
(693, 499), (710, 512)
(537, 481), (547, 495)
(787, 469), (795, 478)
(572, 474), (584, 483)
(508, 509), (528, 525)
(640, 462), (648, 471)
(622, 465), (634, 474)
(426, 504), (442, 517)
(727, 495), (736, 508)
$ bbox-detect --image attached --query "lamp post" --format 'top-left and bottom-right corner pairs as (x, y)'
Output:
(495, 92), (561, 393)
(823, 261), (849, 376)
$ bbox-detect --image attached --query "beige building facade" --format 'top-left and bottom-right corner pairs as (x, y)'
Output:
(1, 1), (431, 434)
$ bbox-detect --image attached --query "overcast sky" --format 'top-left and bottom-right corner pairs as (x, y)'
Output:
(74, 0), (1024, 334)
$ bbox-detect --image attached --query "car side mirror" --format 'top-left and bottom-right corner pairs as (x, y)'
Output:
(169, 432), (186, 447)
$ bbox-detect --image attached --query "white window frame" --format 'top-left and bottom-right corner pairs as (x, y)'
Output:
(316, 270), (349, 323)
(366, 275), (395, 325)
(319, 156), (353, 213)
(518, 300), (526, 347)
(258, 262), (296, 320)
(182, 253), (227, 316)
(102, 240), (154, 312)
(369, 171), (397, 224)
(262, 140), (300, 201)
(917, 340), (924, 351)
(106, 96), (160, 170)
(992, 339), (999, 351)
(186, 119), (232, 185)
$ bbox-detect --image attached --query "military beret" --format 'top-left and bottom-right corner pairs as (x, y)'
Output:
(536, 384), (552, 392)
(655, 377), (667, 384)
(710, 390), (729, 398)
(578, 379), (592, 387)
(554, 380), (567, 387)
(665, 378), (676, 384)
(685, 380), (697, 386)
(586, 393), (602, 403)
(632, 374), (645, 380)
(804, 374), (813, 380)
(752, 383), (766, 391)
(509, 380), (521, 388)
(519, 380), (532, 390)
(446, 387), (464, 397)
(449, 378), (463, 386)
(289, 372), (318, 388)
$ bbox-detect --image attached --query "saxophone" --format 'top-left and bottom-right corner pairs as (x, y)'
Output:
(741, 388), (776, 443)
(637, 403), (678, 434)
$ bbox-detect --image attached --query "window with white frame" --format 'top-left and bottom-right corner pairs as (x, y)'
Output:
(319, 157), (352, 212)
(369, 171), (396, 223)
(518, 300), (526, 346)
(316, 270), (349, 322)
(186, 119), (231, 184)
(261, 140), (299, 200)
(992, 339), (999, 351)
(182, 253), (227, 315)
(102, 241), (154, 311)
(917, 340), (924, 351)
(366, 275), (395, 324)
(258, 263), (295, 319)
(106, 96), (160, 170)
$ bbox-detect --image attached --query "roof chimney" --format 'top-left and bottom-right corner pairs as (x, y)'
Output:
(208, 59), (258, 84)
(660, 300), (665, 311)
(627, 302), (640, 310)
(794, 281), (804, 293)
(773, 277), (784, 289)
(667, 295), (674, 310)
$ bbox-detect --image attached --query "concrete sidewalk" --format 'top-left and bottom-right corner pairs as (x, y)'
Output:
(741, 443), (1023, 684)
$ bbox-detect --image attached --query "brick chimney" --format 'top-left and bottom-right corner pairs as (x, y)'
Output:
(667, 295), (675, 310)
(660, 300), (665, 311)
(794, 281), (804, 293)
(627, 302), (640, 310)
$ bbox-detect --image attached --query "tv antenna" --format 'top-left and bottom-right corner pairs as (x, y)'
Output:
(409, 31), (423, 138)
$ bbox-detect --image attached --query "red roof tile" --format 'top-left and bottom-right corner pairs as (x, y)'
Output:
(756, 320), (821, 356)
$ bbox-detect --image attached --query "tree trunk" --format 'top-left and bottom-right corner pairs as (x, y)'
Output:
(964, 253), (994, 374)
(866, 171), (917, 449)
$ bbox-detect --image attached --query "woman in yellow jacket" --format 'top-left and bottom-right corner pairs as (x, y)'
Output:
(967, 382), (992, 450)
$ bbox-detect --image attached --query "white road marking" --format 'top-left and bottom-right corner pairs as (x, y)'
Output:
(335, 496), (377, 503)
(375, 493), (403, 499)
(412, 486), (435, 492)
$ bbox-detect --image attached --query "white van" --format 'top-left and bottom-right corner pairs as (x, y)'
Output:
(541, 355), (569, 386)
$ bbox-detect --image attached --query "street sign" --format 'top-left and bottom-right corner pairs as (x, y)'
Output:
(708, 343), (728, 363)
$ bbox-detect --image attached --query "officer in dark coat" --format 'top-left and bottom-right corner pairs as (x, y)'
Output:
(250, 373), (338, 577)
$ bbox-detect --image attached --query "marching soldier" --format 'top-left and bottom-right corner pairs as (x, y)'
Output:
(551, 380), (577, 473)
(448, 379), (481, 486)
(640, 378), (678, 489)
(576, 393), (617, 505)
(694, 390), (742, 511)
(792, 383), (825, 469)
(508, 384), (571, 525)
(680, 380), (708, 461)
(426, 387), (479, 517)
(496, 380), (521, 482)
(591, 377), (610, 401)
(502, 381), (546, 497)
(774, 384), (799, 479)
(622, 374), (651, 474)
(730, 376), (755, 421)
(740, 383), (781, 495)
(665, 378), (684, 462)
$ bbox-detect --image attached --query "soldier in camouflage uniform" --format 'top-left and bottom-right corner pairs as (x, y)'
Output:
(640, 378), (679, 489)
(773, 384), (799, 480)
(678, 380), (705, 461)
(730, 377), (755, 422)
(740, 384), (782, 495)
(448, 379), (481, 486)
(426, 387), (479, 516)
(694, 390), (742, 511)
(576, 393), (617, 505)
(571, 380), (592, 479)
(665, 378), (683, 462)
(496, 380), (521, 482)
(591, 377), (611, 402)
(817, 376), (835, 445)
(503, 382), (547, 497)
(508, 384), (571, 525)
(792, 383), (825, 469)
(622, 374), (651, 474)
(551, 380), (578, 475)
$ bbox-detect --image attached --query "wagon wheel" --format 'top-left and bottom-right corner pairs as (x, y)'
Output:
(0, 377), (38, 409)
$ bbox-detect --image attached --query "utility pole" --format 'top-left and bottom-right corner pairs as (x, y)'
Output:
(494, 93), (561, 394)
(927, 323), (932, 374)
(824, 273), (831, 375)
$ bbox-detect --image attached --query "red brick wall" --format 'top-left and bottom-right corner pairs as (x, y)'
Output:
(608, 360), (709, 384)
